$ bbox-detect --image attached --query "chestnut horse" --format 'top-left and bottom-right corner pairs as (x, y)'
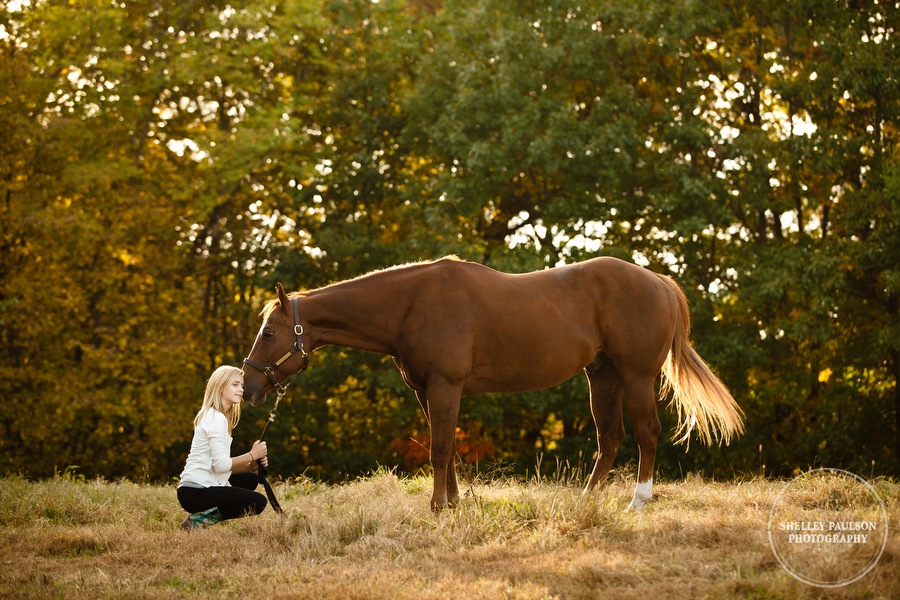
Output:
(241, 256), (743, 511)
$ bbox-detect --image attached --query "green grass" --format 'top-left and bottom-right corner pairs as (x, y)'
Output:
(0, 472), (896, 599)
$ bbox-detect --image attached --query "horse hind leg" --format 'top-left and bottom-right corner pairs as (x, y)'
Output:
(623, 375), (661, 510)
(583, 355), (626, 494)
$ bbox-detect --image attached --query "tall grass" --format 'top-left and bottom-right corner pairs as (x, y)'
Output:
(0, 470), (896, 599)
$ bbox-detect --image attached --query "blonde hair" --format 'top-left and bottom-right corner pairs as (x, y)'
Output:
(193, 365), (243, 433)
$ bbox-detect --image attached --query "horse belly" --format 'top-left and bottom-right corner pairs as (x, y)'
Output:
(463, 326), (597, 395)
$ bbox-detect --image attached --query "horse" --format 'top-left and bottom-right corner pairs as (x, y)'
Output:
(241, 256), (744, 511)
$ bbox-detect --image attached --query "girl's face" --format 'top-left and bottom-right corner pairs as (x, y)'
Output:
(222, 374), (244, 410)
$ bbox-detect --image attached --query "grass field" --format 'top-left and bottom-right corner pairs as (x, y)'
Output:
(1, 470), (897, 599)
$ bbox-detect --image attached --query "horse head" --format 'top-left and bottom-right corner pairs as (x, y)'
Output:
(242, 283), (309, 406)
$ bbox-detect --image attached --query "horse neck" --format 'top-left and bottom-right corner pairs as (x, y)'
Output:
(301, 273), (413, 355)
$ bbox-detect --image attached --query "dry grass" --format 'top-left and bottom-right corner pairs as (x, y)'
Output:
(0, 470), (897, 599)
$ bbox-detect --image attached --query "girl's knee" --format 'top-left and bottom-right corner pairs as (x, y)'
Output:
(229, 472), (260, 490)
(254, 494), (268, 515)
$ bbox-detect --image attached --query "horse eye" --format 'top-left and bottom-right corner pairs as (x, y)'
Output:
(263, 330), (275, 339)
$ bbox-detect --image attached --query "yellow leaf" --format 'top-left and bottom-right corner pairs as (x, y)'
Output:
(818, 368), (832, 383)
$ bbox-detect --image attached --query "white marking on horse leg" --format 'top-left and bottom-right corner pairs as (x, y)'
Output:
(627, 478), (653, 510)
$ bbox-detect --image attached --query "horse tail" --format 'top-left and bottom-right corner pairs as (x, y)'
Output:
(657, 274), (744, 446)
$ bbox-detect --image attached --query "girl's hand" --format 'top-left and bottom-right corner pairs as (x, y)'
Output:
(259, 456), (268, 468)
(251, 440), (267, 460)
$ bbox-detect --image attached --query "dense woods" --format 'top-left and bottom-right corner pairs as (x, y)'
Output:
(1, 0), (897, 483)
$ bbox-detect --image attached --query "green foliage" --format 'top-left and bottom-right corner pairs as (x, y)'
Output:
(0, 0), (897, 482)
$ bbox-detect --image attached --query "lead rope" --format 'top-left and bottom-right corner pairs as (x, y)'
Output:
(245, 295), (308, 516)
(255, 383), (287, 514)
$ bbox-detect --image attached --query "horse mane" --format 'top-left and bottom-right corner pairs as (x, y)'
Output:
(352, 255), (462, 281)
(259, 256), (464, 318)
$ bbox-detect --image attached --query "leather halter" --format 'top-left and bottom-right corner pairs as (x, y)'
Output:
(243, 296), (309, 394)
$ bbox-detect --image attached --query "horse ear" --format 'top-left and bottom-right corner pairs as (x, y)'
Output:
(276, 283), (290, 311)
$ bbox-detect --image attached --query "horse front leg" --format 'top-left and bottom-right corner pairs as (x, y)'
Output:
(414, 389), (460, 507)
(424, 381), (462, 512)
(446, 436), (460, 507)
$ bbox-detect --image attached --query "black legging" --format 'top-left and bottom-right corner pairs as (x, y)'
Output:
(177, 473), (267, 520)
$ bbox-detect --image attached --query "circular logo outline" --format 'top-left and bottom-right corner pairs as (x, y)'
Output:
(767, 468), (888, 588)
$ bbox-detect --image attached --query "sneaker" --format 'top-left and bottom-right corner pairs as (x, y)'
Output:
(180, 507), (223, 529)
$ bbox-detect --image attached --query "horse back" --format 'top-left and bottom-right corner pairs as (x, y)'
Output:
(395, 257), (676, 393)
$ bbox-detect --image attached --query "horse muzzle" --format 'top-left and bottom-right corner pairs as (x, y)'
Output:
(249, 388), (268, 406)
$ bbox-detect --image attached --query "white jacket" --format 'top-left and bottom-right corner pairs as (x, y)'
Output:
(178, 408), (233, 488)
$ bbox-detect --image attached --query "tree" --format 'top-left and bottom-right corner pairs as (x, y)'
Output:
(1, 0), (895, 482)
